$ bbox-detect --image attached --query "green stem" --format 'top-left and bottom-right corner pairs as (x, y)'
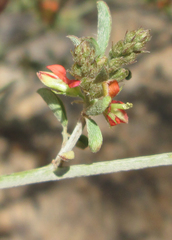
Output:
(0, 152), (172, 189)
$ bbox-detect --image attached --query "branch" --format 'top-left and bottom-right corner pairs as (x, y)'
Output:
(0, 152), (172, 189)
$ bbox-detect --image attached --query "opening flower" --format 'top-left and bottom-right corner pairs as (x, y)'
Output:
(37, 64), (83, 98)
(104, 100), (132, 126)
(47, 64), (80, 88)
(46, 65), (80, 88)
(37, 64), (80, 89)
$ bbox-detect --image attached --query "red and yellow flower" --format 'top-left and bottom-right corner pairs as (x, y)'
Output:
(37, 64), (82, 98)
(104, 100), (132, 126)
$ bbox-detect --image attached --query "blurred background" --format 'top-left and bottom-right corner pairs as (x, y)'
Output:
(0, 0), (172, 239)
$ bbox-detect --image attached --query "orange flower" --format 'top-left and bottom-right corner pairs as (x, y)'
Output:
(37, 64), (83, 98)
(104, 100), (129, 126)
(46, 64), (80, 88)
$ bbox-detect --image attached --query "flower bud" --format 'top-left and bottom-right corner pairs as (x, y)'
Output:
(103, 80), (119, 98)
(109, 28), (151, 68)
(37, 66), (83, 98)
(104, 100), (132, 126)
(37, 71), (68, 92)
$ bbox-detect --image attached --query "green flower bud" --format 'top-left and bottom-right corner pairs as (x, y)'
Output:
(109, 28), (151, 67)
(37, 71), (83, 98)
(110, 68), (129, 82)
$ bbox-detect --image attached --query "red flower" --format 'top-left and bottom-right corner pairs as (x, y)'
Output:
(104, 100), (129, 126)
(46, 64), (80, 88)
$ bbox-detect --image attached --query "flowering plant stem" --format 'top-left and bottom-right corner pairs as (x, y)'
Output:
(53, 116), (85, 167)
(0, 152), (172, 189)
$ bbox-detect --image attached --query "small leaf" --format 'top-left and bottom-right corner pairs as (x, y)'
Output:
(37, 88), (68, 127)
(86, 37), (102, 57)
(86, 117), (103, 153)
(110, 68), (129, 82)
(125, 69), (132, 80)
(67, 35), (81, 46)
(85, 96), (111, 116)
(97, 1), (112, 56)
(94, 66), (109, 83)
(76, 134), (88, 149)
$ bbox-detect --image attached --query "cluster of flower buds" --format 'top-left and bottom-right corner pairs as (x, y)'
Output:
(37, 28), (151, 126)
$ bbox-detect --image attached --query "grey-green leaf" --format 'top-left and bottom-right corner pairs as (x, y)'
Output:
(76, 134), (88, 149)
(67, 35), (81, 46)
(86, 117), (103, 153)
(97, 1), (112, 56)
(85, 96), (111, 116)
(37, 88), (68, 127)
(94, 66), (109, 84)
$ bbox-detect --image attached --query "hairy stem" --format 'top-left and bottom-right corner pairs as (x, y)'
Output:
(53, 116), (85, 168)
(0, 152), (172, 189)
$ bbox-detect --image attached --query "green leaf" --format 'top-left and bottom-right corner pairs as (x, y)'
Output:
(67, 35), (81, 46)
(86, 37), (102, 57)
(97, 1), (112, 56)
(94, 66), (109, 83)
(76, 134), (88, 149)
(37, 88), (68, 127)
(125, 69), (132, 80)
(85, 96), (111, 116)
(86, 117), (103, 153)
(110, 68), (129, 82)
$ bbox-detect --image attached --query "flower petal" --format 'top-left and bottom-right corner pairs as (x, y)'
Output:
(106, 110), (128, 126)
(46, 64), (66, 80)
(108, 80), (120, 98)
(47, 64), (80, 88)
(37, 71), (68, 92)
(111, 100), (123, 104)
(67, 79), (81, 88)
(104, 100), (129, 126)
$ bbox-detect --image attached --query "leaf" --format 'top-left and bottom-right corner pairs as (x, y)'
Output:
(94, 66), (109, 83)
(110, 68), (129, 82)
(85, 96), (111, 116)
(97, 1), (112, 56)
(86, 37), (102, 57)
(37, 88), (68, 127)
(76, 134), (88, 149)
(86, 117), (103, 153)
(67, 35), (81, 46)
